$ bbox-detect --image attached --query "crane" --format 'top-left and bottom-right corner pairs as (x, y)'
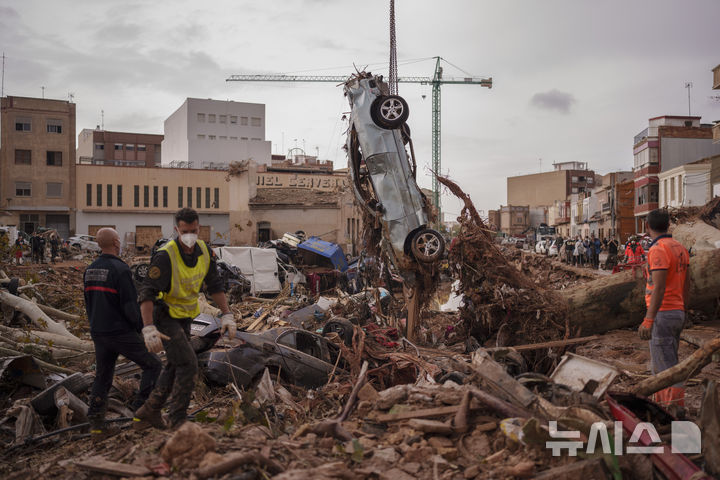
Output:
(226, 58), (491, 226)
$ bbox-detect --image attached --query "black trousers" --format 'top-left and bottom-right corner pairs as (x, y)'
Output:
(88, 331), (162, 425)
(144, 314), (198, 427)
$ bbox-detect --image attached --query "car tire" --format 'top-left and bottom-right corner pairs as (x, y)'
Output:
(322, 317), (355, 346)
(134, 263), (150, 282)
(411, 228), (445, 263)
(371, 95), (409, 129)
(400, 122), (411, 144)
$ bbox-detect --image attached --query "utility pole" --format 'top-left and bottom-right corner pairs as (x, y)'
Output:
(610, 173), (616, 238)
(1, 52), (5, 98)
(41, 86), (45, 99)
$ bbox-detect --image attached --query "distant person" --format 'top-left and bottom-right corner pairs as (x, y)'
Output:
(592, 236), (602, 268)
(638, 210), (690, 410)
(30, 232), (42, 264)
(573, 236), (584, 266)
(625, 238), (644, 264)
(14, 237), (24, 265)
(564, 237), (575, 264)
(606, 236), (619, 268)
(50, 235), (60, 264)
(84, 228), (162, 441)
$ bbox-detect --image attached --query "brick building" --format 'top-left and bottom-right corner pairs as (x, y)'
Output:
(77, 128), (163, 167)
(0, 96), (76, 237)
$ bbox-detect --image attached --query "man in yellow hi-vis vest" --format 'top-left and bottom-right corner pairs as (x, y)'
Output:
(134, 208), (235, 430)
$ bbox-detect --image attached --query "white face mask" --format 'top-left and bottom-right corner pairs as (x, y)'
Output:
(179, 233), (198, 249)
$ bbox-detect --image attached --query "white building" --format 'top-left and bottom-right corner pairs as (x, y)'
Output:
(162, 98), (272, 168)
(659, 157), (720, 208)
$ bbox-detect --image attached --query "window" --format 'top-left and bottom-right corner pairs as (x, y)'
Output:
(571, 187), (578, 193)
(95, 143), (104, 150)
(46, 119), (62, 134)
(251, 137), (261, 141)
(197, 134), (205, 140)
(46, 151), (62, 166)
(230, 136), (237, 140)
(97, 184), (103, 206)
(578, 176), (586, 182)
(144, 186), (149, 207)
(208, 114), (216, 123)
(240, 137), (248, 140)
(107, 185), (113, 207)
(117, 185), (123, 207)
(571, 176), (578, 182)
(134, 185), (140, 207)
(587, 177), (594, 184)
(220, 136), (227, 140)
(663, 179), (668, 204)
(187, 187), (192, 207)
(219, 115), (227, 124)
(138, 145), (146, 152)
(670, 177), (676, 202)
(114, 144), (123, 150)
(240, 117), (248, 126)
(86, 184), (92, 206)
(205, 187), (210, 208)
(46, 182), (62, 198)
(678, 175), (683, 203)
(153, 186), (158, 207)
(15, 182), (31, 197)
(197, 113), (205, 122)
(163, 186), (168, 208)
(230, 115), (237, 124)
(126, 144), (135, 151)
(213, 188), (220, 208)
(208, 135), (216, 140)
(15, 149), (31, 165)
(196, 187), (201, 208)
(178, 186), (183, 207)
(251, 117), (261, 127)
(15, 117), (31, 132)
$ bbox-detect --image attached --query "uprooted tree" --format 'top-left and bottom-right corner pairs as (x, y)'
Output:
(437, 175), (720, 347)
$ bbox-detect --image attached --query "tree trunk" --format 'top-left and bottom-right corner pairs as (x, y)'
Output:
(560, 248), (720, 335)
(0, 290), (78, 339)
(0, 325), (93, 351)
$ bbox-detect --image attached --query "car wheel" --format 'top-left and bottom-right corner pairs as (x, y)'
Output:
(411, 229), (445, 263)
(400, 122), (411, 144)
(134, 263), (150, 282)
(322, 317), (355, 346)
(371, 95), (409, 129)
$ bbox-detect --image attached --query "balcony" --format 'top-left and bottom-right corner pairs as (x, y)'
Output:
(714, 64), (720, 90)
(602, 202), (611, 212)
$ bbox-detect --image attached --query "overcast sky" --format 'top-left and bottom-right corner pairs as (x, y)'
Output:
(2, 0), (719, 218)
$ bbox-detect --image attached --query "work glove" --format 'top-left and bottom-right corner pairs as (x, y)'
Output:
(142, 325), (170, 353)
(220, 313), (237, 339)
(638, 318), (653, 340)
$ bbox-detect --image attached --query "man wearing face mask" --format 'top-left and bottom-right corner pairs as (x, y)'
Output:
(134, 208), (235, 430)
(84, 228), (162, 441)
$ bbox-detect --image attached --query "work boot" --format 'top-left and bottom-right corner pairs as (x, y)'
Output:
(90, 424), (121, 443)
(132, 404), (167, 431)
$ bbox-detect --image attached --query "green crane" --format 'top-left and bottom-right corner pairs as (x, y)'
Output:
(226, 57), (491, 226)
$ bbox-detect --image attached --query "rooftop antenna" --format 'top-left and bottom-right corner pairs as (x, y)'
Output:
(68, 92), (74, 103)
(685, 81), (693, 116)
(101, 109), (104, 130)
(41, 86), (45, 99)
(1, 52), (5, 97)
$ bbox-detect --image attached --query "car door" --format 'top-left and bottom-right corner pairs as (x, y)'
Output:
(275, 330), (331, 388)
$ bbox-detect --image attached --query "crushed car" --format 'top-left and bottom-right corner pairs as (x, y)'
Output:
(344, 72), (445, 285)
(191, 314), (347, 389)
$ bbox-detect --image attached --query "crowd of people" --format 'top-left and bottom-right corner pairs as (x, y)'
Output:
(12, 231), (63, 265)
(548, 234), (648, 269)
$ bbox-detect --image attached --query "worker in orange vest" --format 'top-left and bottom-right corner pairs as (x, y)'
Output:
(638, 209), (690, 410)
(624, 237), (644, 264)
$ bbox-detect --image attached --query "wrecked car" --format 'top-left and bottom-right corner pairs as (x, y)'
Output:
(344, 72), (444, 284)
(192, 314), (346, 389)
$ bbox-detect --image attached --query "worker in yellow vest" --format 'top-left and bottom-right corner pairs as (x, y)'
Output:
(134, 208), (235, 430)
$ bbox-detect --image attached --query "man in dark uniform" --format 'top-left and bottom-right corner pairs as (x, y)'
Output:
(50, 234), (60, 263)
(30, 232), (42, 264)
(134, 208), (235, 430)
(84, 228), (162, 441)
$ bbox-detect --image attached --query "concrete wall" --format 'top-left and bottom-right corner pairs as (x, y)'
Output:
(507, 171), (566, 207)
(660, 137), (720, 172)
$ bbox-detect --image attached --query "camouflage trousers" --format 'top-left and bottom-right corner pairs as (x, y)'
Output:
(145, 314), (198, 427)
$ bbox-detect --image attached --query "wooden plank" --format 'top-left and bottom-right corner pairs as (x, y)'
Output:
(374, 405), (493, 422)
(76, 457), (151, 477)
(491, 335), (599, 352)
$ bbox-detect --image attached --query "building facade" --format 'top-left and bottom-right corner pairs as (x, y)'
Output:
(658, 156), (720, 209)
(77, 129), (163, 167)
(632, 115), (720, 231)
(0, 96), (76, 237)
(507, 161), (596, 208)
(498, 205), (529, 236)
(162, 98), (272, 169)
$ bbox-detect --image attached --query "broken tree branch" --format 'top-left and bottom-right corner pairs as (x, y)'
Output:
(197, 451), (284, 478)
(0, 290), (79, 339)
(0, 345), (76, 374)
(632, 336), (720, 397)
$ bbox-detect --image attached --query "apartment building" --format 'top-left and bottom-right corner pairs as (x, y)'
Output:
(77, 128), (163, 167)
(507, 161), (596, 208)
(0, 96), (76, 237)
(498, 205), (529, 236)
(714, 64), (720, 143)
(632, 115), (720, 231)
(162, 98), (272, 168)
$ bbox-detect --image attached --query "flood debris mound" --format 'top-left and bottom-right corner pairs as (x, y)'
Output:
(438, 175), (569, 348)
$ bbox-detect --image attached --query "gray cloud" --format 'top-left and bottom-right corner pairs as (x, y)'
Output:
(530, 89), (576, 114)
